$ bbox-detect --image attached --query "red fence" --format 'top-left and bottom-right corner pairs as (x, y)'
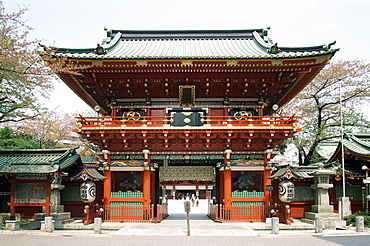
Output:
(156, 204), (168, 222)
(209, 204), (266, 222)
(101, 205), (153, 223)
(99, 204), (168, 223)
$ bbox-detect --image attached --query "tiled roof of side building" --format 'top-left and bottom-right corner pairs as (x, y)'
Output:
(51, 28), (338, 60)
(0, 148), (82, 174)
(68, 166), (106, 181)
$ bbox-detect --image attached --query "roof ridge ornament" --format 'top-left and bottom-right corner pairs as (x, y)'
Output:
(94, 44), (106, 55)
(268, 43), (281, 54)
(323, 41), (336, 50)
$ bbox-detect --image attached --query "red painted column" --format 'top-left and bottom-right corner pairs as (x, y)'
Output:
(103, 170), (111, 206)
(102, 151), (111, 206)
(45, 175), (51, 216)
(264, 151), (274, 223)
(219, 171), (224, 204)
(223, 150), (232, 206)
(9, 175), (15, 216)
(264, 152), (272, 198)
(143, 150), (151, 206)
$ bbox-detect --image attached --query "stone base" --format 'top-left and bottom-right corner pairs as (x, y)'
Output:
(43, 205), (65, 214)
(31, 212), (73, 229)
(40, 218), (54, 232)
(304, 212), (346, 229)
(339, 197), (352, 217)
(311, 205), (333, 213)
(265, 218), (272, 225)
(5, 220), (20, 231)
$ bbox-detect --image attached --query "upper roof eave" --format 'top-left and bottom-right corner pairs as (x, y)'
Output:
(54, 51), (337, 61)
(49, 28), (338, 60)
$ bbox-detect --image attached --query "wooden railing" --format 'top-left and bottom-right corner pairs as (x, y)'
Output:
(209, 204), (221, 222)
(209, 204), (266, 222)
(156, 204), (168, 222)
(101, 204), (153, 223)
(76, 115), (297, 129)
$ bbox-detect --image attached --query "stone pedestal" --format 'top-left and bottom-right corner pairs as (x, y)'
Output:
(315, 217), (323, 233)
(5, 220), (20, 231)
(265, 218), (272, 225)
(311, 205), (333, 213)
(94, 217), (102, 234)
(271, 217), (279, 234)
(356, 216), (364, 232)
(339, 197), (351, 218)
(41, 216), (54, 232)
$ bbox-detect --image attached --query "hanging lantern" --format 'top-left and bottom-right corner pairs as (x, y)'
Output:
(279, 180), (294, 202)
(80, 180), (96, 203)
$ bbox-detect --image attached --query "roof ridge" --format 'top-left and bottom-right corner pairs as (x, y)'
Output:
(348, 134), (370, 148)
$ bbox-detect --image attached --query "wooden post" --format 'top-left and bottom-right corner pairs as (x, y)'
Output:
(264, 153), (272, 205)
(143, 169), (151, 206)
(45, 175), (51, 216)
(103, 170), (111, 206)
(224, 168), (232, 206)
(219, 170), (224, 204)
(103, 152), (111, 206)
(223, 150), (232, 206)
(143, 150), (151, 206)
(9, 175), (15, 218)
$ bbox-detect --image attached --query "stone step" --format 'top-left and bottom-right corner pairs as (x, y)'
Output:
(305, 212), (342, 220)
(51, 212), (71, 221)
(54, 218), (75, 229)
(301, 218), (315, 225)
(34, 212), (71, 221)
(303, 212), (346, 229)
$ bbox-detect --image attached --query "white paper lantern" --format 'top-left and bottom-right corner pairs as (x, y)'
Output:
(279, 180), (294, 202)
(80, 180), (96, 203)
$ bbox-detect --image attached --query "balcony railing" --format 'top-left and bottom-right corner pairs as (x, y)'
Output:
(76, 115), (298, 129)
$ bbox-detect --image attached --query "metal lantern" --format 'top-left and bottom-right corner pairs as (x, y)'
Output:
(80, 180), (96, 203)
(278, 180), (294, 203)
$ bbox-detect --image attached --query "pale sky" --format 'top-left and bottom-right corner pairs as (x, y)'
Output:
(3, 0), (370, 113)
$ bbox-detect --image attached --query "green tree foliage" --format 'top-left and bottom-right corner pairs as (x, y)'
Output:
(0, 127), (38, 149)
(280, 59), (370, 165)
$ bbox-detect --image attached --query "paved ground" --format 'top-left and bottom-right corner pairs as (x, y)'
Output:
(1, 234), (370, 246)
(1, 199), (370, 241)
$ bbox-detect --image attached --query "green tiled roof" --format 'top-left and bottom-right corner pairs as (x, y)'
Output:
(68, 166), (106, 181)
(269, 165), (317, 179)
(0, 148), (81, 174)
(343, 134), (370, 157)
(52, 28), (338, 60)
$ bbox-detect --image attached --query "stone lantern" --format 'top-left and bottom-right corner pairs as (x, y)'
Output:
(310, 163), (334, 213)
(304, 163), (346, 229)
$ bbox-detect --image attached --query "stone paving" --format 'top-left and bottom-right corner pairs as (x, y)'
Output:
(1, 199), (370, 238)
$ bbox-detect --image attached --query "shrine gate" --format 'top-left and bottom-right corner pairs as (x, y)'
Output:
(45, 28), (337, 222)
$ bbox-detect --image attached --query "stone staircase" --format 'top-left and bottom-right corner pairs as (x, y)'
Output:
(22, 212), (74, 230)
(302, 212), (346, 229)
